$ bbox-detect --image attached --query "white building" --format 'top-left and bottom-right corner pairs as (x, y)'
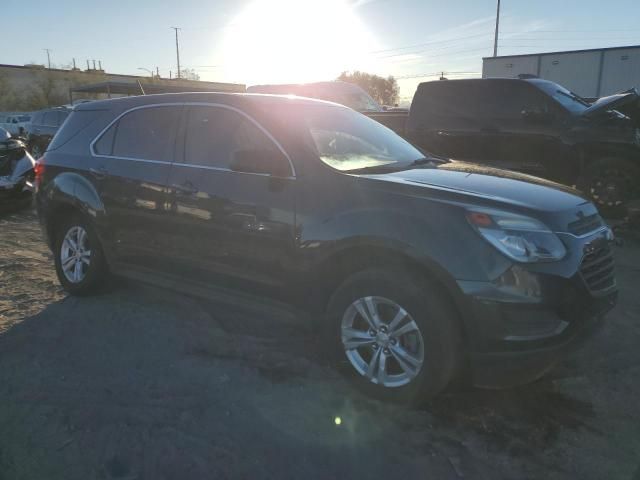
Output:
(482, 45), (640, 98)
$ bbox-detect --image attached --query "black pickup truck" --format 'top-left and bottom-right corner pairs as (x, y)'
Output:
(404, 79), (640, 216)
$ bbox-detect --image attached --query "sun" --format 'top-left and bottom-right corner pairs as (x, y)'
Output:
(222, 0), (379, 86)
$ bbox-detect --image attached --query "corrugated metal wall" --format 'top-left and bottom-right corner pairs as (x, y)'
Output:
(600, 47), (640, 95)
(539, 51), (601, 97)
(483, 46), (640, 98)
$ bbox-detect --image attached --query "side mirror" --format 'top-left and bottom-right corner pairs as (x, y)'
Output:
(229, 149), (291, 177)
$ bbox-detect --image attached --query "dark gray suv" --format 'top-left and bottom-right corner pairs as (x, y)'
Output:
(36, 93), (617, 404)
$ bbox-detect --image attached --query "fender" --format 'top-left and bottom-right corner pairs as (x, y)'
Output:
(38, 171), (108, 250)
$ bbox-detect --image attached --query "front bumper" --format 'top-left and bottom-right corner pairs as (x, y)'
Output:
(457, 270), (617, 388)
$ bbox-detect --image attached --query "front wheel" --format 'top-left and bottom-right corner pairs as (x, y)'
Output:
(54, 215), (108, 295)
(326, 268), (461, 405)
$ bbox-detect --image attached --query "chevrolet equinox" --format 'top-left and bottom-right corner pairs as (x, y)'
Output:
(36, 93), (618, 403)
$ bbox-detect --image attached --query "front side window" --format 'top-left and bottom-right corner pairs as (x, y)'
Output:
(296, 104), (424, 172)
(184, 106), (284, 170)
(96, 106), (181, 161)
(532, 81), (589, 114)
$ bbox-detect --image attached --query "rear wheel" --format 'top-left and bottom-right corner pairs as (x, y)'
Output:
(54, 215), (108, 295)
(326, 268), (460, 405)
(578, 158), (640, 218)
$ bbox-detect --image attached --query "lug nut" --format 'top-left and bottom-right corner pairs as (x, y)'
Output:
(383, 348), (391, 355)
(369, 329), (376, 336)
(380, 326), (388, 333)
(372, 344), (379, 350)
(390, 338), (397, 345)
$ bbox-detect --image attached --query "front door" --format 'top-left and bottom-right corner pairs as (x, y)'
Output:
(478, 81), (567, 180)
(164, 104), (297, 288)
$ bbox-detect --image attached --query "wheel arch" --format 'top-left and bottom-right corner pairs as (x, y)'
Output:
(41, 172), (106, 248)
(306, 244), (469, 340)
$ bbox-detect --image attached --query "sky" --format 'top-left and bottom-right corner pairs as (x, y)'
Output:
(4, 0), (640, 103)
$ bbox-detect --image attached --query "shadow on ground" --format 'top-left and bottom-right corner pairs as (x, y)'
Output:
(1, 212), (639, 479)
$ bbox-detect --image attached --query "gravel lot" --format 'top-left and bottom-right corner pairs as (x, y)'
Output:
(1, 209), (639, 480)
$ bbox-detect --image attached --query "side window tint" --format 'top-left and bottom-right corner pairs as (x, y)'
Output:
(482, 82), (545, 118)
(111, 106), (181, 161)
(184, 106), (283, 170)
(94, 120), (117, 155)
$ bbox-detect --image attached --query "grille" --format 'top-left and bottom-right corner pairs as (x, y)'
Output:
(568, 214), (604, 236)
(580, 244), (615, 292)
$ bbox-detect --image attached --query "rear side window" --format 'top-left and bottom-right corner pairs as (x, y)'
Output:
(94, 106), (182, 161)
(184, 106), (281, 169)
(410, 82), (481, 125)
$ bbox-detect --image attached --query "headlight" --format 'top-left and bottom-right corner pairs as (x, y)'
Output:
(466, 209), (566, 263)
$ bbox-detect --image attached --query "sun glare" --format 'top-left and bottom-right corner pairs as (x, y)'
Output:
(222, 0), (379, 85)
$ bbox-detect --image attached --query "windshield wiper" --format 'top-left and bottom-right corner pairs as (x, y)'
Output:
(347, 157), (447, 175)
(407, 156), (448, 167)
(347, 164), (405, 174)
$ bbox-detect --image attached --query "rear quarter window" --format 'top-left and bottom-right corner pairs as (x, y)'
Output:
(47, 110), (106, 151)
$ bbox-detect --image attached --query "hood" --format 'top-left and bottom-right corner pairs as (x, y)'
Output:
(582, 88), (639, 117)
(364, 161), (589, 212)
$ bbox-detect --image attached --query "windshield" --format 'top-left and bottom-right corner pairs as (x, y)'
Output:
(295, 104), (423, 172)
(533, 82), (589, 114)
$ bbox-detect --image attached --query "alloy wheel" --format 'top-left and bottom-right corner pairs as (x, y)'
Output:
(341, 296), (425, 388)
(60, 226), (91, 283)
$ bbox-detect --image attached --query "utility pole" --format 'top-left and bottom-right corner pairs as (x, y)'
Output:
(156, 66), (160, 78)
(493, 0), (501, 57)
(171, 27), (182, 79)
(44, 49), (52, 68)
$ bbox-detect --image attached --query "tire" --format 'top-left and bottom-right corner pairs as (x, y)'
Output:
(577, 157), (640, 218)
(325, 268), (461, 405)
(53, 214), (108, 295)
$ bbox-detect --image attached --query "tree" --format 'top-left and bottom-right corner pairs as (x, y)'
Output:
(23, 68), (69, 110)
(337, 71), (399, 106)
(180, 68), (200, 81)
(0, 73), (19, 111)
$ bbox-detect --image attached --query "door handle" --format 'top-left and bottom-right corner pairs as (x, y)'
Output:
(172, 181), (198, 195)
(89, 166), (108, 179)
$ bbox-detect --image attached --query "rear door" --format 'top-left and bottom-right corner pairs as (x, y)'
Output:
(164, 103), (297, 288)
(90, 104), (182, 270)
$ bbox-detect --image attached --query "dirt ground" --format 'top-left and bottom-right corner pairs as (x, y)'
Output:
(1, 209), (639, 480)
